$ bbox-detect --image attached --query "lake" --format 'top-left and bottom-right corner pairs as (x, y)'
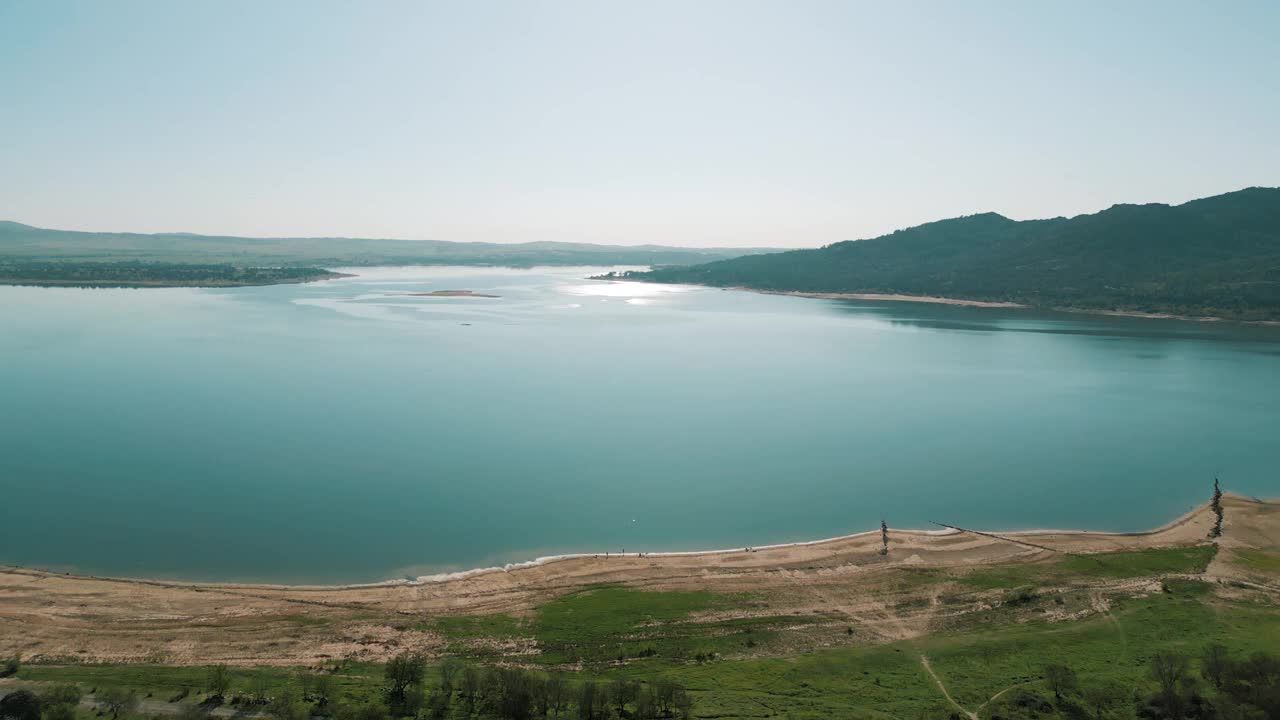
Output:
(2, 266), (1278, 583)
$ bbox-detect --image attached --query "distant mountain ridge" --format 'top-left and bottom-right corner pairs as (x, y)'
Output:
(0, 221), (777, 268)
(627, 187), (1280, 320)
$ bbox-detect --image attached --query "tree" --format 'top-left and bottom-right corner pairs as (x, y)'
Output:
(673, 685), (695, 720)
(39, 684), (82, 710)
(609, 679), (638, 718)
(635, 686), (656, 720)
(1082, 681), (1126, 720)
(1220, 652), (1280, 713)
(439, 657), (463, 698)
(1152, 650), (1190, 698)
(654, 681), (678, 717)
(1, 654), (20, 678)
(0, 690), (40, 720)
(206, 665), (233, 699)
(97, 688), (138, 720)
(460, 666), (483, 716)
(1202, 643), (1232, 689)
(401, 685), (428, 718)
(576, 681), (601, 720)
(311, 673), (335, 707)
(880, 519), (890, 556)
(1044, 664), (1078, 701)
(37, 686), (81, 720)
(545, 674), (569, 717)
(494, 668), (534, 720)
(384, 652), (426, 705)
(41, 704), (76, 720)
(423, 691), (451, 720)
(1209, 478), (1225, 538)
(267, 690), (309, 720)
(1151, 650), (1191, 718)
(248, 674), (272, 705)
(530, 676), (550, 718)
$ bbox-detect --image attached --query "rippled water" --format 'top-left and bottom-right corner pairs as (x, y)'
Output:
(2, 266), (1278, 582)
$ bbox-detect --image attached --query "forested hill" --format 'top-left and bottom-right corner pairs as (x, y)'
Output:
(627, 187), (1280, 320)
(0, 221), (772, 268)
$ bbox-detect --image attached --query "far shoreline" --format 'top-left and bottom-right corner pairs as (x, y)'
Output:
(0, 271), (353, 289)
(677, 283), (1280, 326)
(746, 288), (1026, 309)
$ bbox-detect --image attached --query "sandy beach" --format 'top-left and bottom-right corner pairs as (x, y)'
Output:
(2, 495), (1275, 666)
(743, 289), (1027, 308)
(737, 286), (1280, 324)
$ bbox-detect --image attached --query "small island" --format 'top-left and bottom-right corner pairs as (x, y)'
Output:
(400, 289), (500, 298)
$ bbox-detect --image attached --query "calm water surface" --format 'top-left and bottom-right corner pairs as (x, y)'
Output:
(2, 266), (1278, 582)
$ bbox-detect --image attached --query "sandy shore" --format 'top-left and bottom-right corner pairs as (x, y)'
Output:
(744, 288), (1027, 308)
(1057, 306), (1280, 325)
(735, 287), (1280, 324)
(2, 495), (1274, 666)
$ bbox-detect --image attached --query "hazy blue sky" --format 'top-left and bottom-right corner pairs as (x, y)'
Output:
(2, 1), (1277, 247)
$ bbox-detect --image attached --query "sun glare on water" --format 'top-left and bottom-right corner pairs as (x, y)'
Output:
(561, 281), (693, 301)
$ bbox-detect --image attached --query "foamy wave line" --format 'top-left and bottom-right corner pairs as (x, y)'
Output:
(401, 526), (963, 586)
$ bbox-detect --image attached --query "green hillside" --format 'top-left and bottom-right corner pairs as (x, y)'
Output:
(627, 187), (1280, 320)
(0, 221), (771, 269)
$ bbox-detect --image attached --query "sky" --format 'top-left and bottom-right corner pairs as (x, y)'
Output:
(1, 1), (1278, 248)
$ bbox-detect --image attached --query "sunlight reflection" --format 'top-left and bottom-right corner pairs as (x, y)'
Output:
(560, 281), (692, 299)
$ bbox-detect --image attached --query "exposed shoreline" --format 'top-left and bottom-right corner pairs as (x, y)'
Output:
(722, 286), (1280, 324)
(1, 498), (1234, 591)
(746, 288), (1026, 308)
(5, 496), (1271, 665)
(1062, 306), (1280, 325)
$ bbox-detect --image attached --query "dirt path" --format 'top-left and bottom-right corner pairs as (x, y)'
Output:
(920, 655), (978, 720)
(976, 682), (1030, 714)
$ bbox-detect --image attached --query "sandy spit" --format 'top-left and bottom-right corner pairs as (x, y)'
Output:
(739, 288), (1027, 308)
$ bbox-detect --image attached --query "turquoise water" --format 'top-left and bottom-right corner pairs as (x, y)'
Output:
(2, 266), (1278, 583)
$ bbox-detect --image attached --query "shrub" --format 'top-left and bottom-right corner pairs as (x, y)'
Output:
(39, 684), (82, 710)
(0, 689), (40, 720)
(97, 688), (138, 720)
(1004, 586), (1039, 606)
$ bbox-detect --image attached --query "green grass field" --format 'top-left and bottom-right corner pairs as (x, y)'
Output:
(428, 586), (825, 664)
(957, 545), (1216, 591)
(10, 546), (1277, 720)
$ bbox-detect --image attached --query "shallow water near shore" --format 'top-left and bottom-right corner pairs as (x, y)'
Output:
(2, 266), (1278, 583)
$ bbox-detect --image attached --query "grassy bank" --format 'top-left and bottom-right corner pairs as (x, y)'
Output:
(9, 542), (1278, 720)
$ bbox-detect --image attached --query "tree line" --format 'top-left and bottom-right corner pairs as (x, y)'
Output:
(1032, 646), (1278, 720)
(201, 654), (694, 720)
(0, 261), (341, 287)
(2, 645), (1275, 720)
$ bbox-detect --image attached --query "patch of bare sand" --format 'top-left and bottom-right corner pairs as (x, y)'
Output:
(747, 289), (1026, 308)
